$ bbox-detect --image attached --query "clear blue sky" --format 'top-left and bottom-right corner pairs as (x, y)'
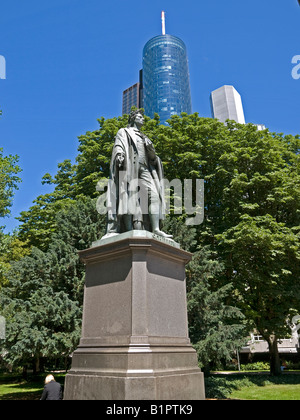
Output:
(1, 0), (299, 233)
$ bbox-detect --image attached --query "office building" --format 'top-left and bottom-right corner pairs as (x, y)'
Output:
(122, 70), (144, 115)
(142, 12), (192, 125)
(255, 124), (266, 131)
(122, 83), (140, 115)
(210, 85), (245, 124)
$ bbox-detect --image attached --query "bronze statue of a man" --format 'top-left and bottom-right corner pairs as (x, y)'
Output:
(104, 109), (172, 239)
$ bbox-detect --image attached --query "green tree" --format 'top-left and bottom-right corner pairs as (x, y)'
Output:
(0, 197), (106, 371)
(163, 217), (247, 371)
(0, 233), (31, 288)
(75, 116), (128, 197)
(186, 246), (246, 372)
(12, 113), (300, 374)
(17, 160), (76, 250)
(0, 147), (23, 287)
(218, 215), (300, 375)
(17, 116), (127, 249)
(0, 148), (22, 221)
(155, 114), (299, 375)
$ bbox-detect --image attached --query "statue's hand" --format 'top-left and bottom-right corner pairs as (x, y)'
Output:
(116, 154), (125, 168)
(144, 137), (157, 162)
(144, 137), (152, 147)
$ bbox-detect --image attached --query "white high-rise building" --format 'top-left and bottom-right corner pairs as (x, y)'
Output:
(255, 124), (266, 131)
(210, 85), (245, 124)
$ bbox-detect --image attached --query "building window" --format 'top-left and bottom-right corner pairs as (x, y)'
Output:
(252, 335), (264, 342)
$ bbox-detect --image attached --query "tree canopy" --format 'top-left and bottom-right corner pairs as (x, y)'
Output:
(1, 112), (299, 375)
(0, 148), (22, 222)
(1, 197), (105, 370)
(0, 148), (23, 289)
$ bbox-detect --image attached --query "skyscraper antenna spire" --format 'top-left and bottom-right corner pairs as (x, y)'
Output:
(161, 11), (166, 35)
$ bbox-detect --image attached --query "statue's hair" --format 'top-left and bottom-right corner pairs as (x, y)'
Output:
(128, 109), (144, 127)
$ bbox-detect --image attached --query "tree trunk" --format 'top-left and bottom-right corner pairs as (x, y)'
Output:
(22, 365), (27, 380)
(202, 364), (211, 377)
(33, 355), (40, 375)
(268, 335), (281, 376)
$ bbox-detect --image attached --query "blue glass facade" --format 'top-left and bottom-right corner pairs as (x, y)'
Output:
(142, 34), (192, 125)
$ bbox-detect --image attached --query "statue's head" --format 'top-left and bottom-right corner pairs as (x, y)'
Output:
(128, 109), (144, 127)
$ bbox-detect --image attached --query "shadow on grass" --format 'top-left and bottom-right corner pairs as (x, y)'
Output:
(0, 390), (41, 401)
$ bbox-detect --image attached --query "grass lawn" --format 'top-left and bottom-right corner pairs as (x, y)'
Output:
(231, 383), (300, 400)
(1, 371), (300, 400)
(0, 372), (66, 400)
(206, 372), (300, 400)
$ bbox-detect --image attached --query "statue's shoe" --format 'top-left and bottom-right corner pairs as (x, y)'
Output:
(153, 229), (173, 239)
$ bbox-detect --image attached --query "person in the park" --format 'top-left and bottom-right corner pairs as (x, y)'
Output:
(40, 374), (62, 400)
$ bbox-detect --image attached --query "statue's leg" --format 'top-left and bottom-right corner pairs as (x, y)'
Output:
(139, 168), (173, 239)
(123, 214), (133, 231)
(101, 215), (120, 239)
(106, 218), (118, 234)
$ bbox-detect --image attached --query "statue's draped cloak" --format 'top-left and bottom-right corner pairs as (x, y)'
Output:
(107, 128), (166, 229)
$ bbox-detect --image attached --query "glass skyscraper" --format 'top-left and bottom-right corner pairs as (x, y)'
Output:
(142, 34), (192, 125)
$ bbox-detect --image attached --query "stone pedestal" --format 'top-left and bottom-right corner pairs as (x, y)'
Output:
(64, 231), (205, 400)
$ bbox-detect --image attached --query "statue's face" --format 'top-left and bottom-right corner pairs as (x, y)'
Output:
(134, 112), (144, 128)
